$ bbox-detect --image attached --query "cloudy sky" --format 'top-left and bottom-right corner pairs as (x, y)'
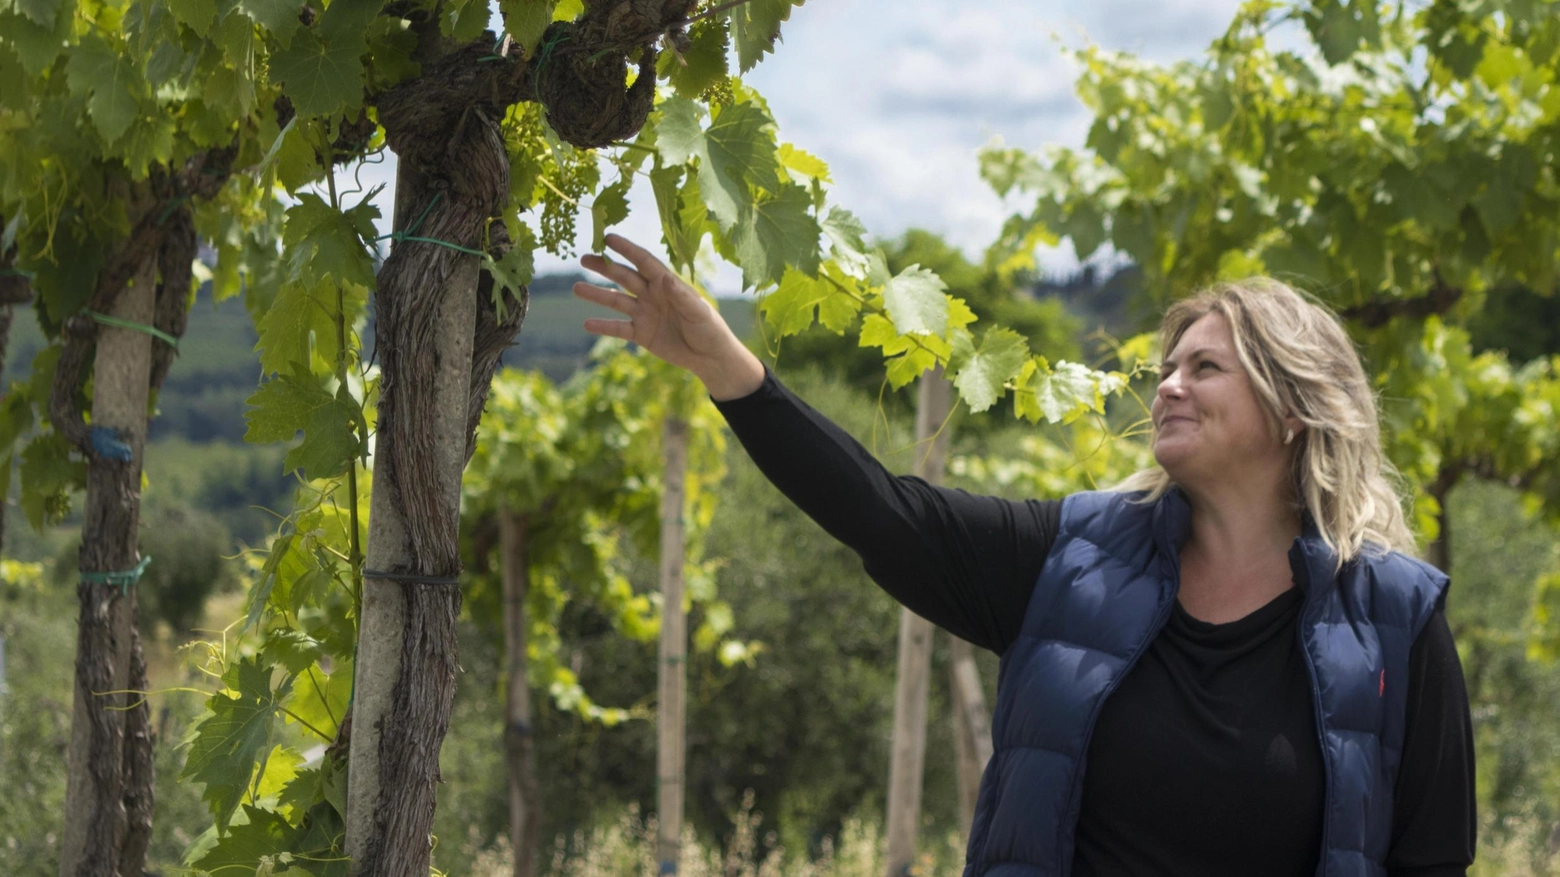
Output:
(349, 0), (1250, 295)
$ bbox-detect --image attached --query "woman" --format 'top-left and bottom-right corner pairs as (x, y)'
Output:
(574, 235), (1475, 877)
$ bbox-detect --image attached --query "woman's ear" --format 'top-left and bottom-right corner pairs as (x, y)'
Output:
(1283, 415), (1305, 446)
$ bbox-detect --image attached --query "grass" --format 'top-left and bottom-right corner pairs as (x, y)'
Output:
(456, 794), (966, 877)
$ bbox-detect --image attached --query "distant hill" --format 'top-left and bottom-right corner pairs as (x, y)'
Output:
(3, 274), (759, 443)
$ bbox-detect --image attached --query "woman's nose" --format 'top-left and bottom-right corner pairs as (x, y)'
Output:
(1158, 371), (1185, 401)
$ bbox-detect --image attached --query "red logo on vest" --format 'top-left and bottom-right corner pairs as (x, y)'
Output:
(1379, 669), (1386, 697)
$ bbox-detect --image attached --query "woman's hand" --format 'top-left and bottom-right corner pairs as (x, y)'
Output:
(574, 234), (764, 400)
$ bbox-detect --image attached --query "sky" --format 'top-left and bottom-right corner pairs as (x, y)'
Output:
(345, 0), (1251, 296)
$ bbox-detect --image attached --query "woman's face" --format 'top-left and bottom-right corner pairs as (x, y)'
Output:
(1150, 312), (1285, 488)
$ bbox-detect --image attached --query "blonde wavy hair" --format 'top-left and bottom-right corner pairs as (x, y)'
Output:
(1112, 278), (1417, 566)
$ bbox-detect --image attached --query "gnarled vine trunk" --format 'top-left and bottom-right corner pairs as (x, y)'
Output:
(346, 34), (522, 877)
(56, 258), (156, 877)
(49, 164), (212, 877)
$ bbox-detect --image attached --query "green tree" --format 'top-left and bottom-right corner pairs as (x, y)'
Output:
(980, 0), (1560, 585)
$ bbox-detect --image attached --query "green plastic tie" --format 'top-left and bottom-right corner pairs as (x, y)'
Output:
(82, 556), (152, 595)
(383, 235), (487, 257)
(155, 194), (190, 226)
(373, 193), (486, 257)
(533, 29), (572, 100)
(84, 310), (180, 348)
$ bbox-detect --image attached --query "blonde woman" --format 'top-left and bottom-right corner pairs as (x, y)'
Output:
(575, 235), (1475, 877)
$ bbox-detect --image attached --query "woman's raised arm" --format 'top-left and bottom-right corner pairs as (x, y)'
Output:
(574, 237), (1062, 653)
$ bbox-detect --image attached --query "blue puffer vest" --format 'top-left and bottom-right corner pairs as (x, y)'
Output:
(962, 488), (1448, 877)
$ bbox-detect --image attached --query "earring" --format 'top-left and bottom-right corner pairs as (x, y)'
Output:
(1284, 429), (1295, 445)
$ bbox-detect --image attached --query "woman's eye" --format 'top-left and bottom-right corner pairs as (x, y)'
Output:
(1198, 361), (1218, 371)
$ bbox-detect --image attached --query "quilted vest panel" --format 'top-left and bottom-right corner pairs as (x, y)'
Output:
(961, 489), (1447, 877)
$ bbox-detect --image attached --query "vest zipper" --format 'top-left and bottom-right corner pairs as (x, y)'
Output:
(1057, 587), (1178, 875)
(1298, 590), (1333, 877)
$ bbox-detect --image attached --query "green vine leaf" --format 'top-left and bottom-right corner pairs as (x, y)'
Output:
(953, 327), (1030, 413)
(182, 657), (294, 830)
(729, 0), (803, 74)
(659, 17), (728, 99)
(731, 183), (819, 289)
(881, 264), (949, 336)
(245, 371), (366, 479)
(269, 28), (364, 119)
(239, 0), (303, 46)
(66, 34), (144, 146)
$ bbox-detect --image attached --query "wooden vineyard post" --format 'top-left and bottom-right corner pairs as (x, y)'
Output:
(657, 411), (690, 875)
(949, 636), (993, 835)
(884, 365), (952, 877)
(501, 506), (542, 877)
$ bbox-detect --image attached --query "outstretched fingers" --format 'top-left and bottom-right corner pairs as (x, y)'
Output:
(573, 281), (637, 316)
(580, 253), (648, 297)
(582, 317), (635, 341)
(603, 234), (671, 281)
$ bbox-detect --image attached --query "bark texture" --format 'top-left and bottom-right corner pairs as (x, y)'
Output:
(344, 3), (706, 871)
(501, 507), (543, 877)
(49, 149), (222, 877)
(57, 257), (156, 877)
(349, 28), (515, 876)
(883, 368), (953, 877)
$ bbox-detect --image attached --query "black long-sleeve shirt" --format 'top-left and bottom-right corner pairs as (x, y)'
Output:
(711, 364), (1476, 877)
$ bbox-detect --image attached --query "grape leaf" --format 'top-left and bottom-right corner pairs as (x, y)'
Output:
(18, 431), (84, 530)
(239, 0), (302, 46)
(815, 262), (863, 333)
(283, 660), (351, 740)
(882, 264), (948, 336)
(485, 225), (536, 313)
(501, 0), (554, 58)
(255, 280), (350, 375)
(884, 344), (938, 389)
(66, 34), (142, 145)
(760, 267), (831, 335)
(590, 177), (631, 253)
(730, 0), (802, 74)
(778, 142), (830, 183)
(167, 0), (217, 37)
(245, 371), (331, 442)
(191, 805), (300, 872)
(283, 194), (376, 287)
(13, 0), (55, 27)
(1033, 360), (1102, 424)
(650, 163), (708, 271)
(731, 183), (819, 289)
(286, 383), (364, 480)
(659, 17), (727, 99)
(700, 99), (780, 228)
(245, 372), (364, 478)
(953, 327), (1029, 413)
(822, 207), (869, 278)
(0, 2), (72, 75)
(269, 27), (364, 119)
(261, 629), (325, 676)
(653, 96), (704, 165)
(183, 658), (293, 829)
